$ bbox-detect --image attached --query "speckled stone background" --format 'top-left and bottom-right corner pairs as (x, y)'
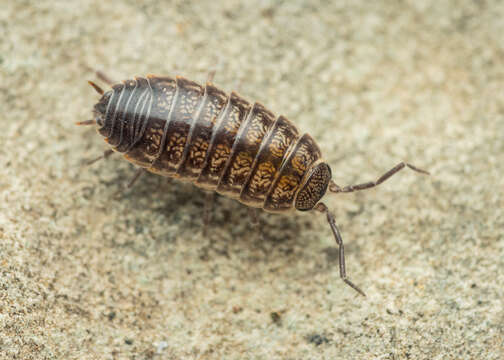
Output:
(1, 0), (503, 359)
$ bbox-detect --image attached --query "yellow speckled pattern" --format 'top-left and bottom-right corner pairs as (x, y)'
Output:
(196, 92), (251, 188)
(264, 134), (321, 212)
(150, 76), (204, 175)
(217, 102), (276, 198)
(177, 84), (229, 179)
(239, 115), (299, 208)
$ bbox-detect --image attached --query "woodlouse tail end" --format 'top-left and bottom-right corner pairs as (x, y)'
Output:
(76, 120), (96, 126)
(88, 80), (105, 95)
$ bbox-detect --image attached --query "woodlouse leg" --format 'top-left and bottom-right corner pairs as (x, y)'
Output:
(112, 168), (145, 199)
(314, 202), (366, 297)
(84, 149), (114, 166)
(329, 162), (429, 194)
(248, 207), (267, 253)
(199, 192), (230, 260)
(127, 168), (145, 188)
(202, 192), (214, 237)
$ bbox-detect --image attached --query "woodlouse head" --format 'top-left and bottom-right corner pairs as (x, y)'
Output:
(295, 162), (332, 211)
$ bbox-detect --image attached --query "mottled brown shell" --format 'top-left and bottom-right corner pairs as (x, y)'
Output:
(92, 75), (331, 212)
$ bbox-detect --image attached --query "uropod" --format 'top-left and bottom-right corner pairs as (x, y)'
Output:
(78, 73), (429, 296)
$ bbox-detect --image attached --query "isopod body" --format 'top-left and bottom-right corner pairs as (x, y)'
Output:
(83, 73), (429, 296)
(93, 75), (331, 213)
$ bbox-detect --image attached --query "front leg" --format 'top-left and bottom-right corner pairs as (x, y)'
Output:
(314, 202), (366, 297)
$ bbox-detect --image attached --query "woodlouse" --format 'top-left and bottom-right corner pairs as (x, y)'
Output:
(78, 72), (429, 296)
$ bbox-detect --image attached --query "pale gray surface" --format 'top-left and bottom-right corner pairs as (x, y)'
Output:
(1, 0), (503, 359)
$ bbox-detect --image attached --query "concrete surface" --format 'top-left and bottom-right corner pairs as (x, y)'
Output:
(1, 0), (503, 359)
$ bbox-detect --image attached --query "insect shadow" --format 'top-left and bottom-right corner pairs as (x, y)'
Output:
(100, 162), (308, 262)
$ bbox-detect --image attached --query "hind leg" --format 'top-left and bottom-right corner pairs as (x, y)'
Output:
(112, 167), (146, 199)
(198, 192), (230, 259)
(83, 149), (114, 166)
(202, 192), (215, 237)
(248, 207), (268, 254)
(126, 168), (145, 189)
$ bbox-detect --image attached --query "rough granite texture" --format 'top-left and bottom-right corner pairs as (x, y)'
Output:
(1, 0), (503, 359)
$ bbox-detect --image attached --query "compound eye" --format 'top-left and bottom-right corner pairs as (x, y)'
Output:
(295, 162), (332, 211)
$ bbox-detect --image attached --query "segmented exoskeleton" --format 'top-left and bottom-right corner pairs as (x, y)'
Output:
(79, 73), (429, 296)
